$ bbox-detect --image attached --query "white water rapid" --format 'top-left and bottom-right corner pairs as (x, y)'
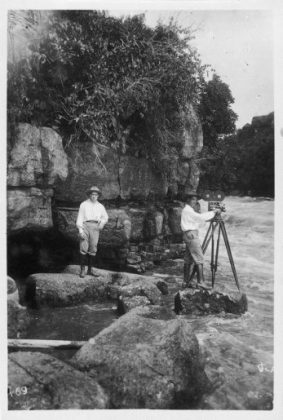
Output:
(189, 196), (274, 409)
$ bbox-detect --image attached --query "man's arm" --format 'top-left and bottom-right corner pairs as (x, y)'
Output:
(189, 208), (215, 223)
(198, 210), (217, 222)
(76, 203), (85, 235)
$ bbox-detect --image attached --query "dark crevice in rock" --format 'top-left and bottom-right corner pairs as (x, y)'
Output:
(7, 228), (75, 280)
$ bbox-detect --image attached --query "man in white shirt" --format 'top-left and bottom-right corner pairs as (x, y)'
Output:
(76, 186), (109, 278)
(181, 191), (220, 288)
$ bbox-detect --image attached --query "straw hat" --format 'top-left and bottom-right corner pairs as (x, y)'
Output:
(183, 190), (202, 200)
(86, 186), (101, 196)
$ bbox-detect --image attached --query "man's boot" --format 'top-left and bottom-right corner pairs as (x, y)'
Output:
(87, 255), (95, 275)
(196, 264), (209, 289)
(182, 263), (195, 289)
(79, 254), (86, 278)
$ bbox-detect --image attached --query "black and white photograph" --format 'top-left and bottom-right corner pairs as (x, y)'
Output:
(2, 0), (283, 417)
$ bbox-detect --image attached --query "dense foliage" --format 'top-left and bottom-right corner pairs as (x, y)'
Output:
(8, 10), (208, 177)
(199, 112), (274, 197)
(198, 73), (237, 149)
(9, 11), (272, 197)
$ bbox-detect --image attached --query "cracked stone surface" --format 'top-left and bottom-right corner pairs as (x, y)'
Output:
(8, 351), (109, 409)
(71, 306), (210, 408)
(26, 267), (168, 307)
(175, 287), (248, 315)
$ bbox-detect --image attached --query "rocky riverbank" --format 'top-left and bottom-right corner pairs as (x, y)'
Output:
(8, 262), (248, 410)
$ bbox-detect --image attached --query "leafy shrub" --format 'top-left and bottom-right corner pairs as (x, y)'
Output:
(8, 10), (208, 178)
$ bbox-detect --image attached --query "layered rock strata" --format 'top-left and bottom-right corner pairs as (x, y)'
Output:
(7, 109), (202, 270)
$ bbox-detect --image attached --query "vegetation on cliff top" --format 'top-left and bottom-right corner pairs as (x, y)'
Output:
(7, 11), (238, 177)
(8, 11), (206, 174)
(9, 10), (272, 197)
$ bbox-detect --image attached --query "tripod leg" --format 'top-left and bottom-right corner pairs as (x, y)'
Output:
(210, 221), (215, 283)
(212, 224), (221, 288)
(202, 221), (218, 254)
(202, 222), (212, 254)
(219, 221), (241, 291)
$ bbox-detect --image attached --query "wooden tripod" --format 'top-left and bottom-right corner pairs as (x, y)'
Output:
(189, 214), (240, 291)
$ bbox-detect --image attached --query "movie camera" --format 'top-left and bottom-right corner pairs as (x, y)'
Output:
(202, 190), (226, 213)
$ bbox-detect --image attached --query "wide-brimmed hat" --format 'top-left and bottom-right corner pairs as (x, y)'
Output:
(86, 186), (101, 196)
(183, 190), (202, 200)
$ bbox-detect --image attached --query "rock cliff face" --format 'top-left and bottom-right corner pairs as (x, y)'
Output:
(54, 102), (202, 203)
(8, 124), (68, 231)
(7, 106), (203, 274)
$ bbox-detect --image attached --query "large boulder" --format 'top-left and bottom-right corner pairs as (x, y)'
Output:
(8, 123), (68, 188)
(71, 306), (210, 409)
(27, 267), (168, 307)
(175, 287), (248, 315)
(26, 272), (111, 307)
(7, 123), (68, 232)
(8, 352), (109, 409)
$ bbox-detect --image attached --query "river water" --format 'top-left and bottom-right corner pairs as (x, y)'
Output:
(184, 196), (274, 410)
(15, 196), (274, 410)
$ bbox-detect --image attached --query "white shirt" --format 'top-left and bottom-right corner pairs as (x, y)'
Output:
(76, 199), (109, 232)
(181, 204), (215, 232)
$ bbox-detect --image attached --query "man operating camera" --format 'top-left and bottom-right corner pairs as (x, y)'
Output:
(181, 190), (221, 289)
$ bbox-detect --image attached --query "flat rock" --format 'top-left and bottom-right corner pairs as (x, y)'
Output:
(175, 287), (248, 315)
(27, 272), (111, 307)
(71, 306), (209, 409)
(27, 267), (168, 307)
(65, 265), (168, 303)
(8, 351), (109, 409)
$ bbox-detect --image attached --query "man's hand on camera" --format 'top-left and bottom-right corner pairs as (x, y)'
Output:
(213, 208), (221, 215)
